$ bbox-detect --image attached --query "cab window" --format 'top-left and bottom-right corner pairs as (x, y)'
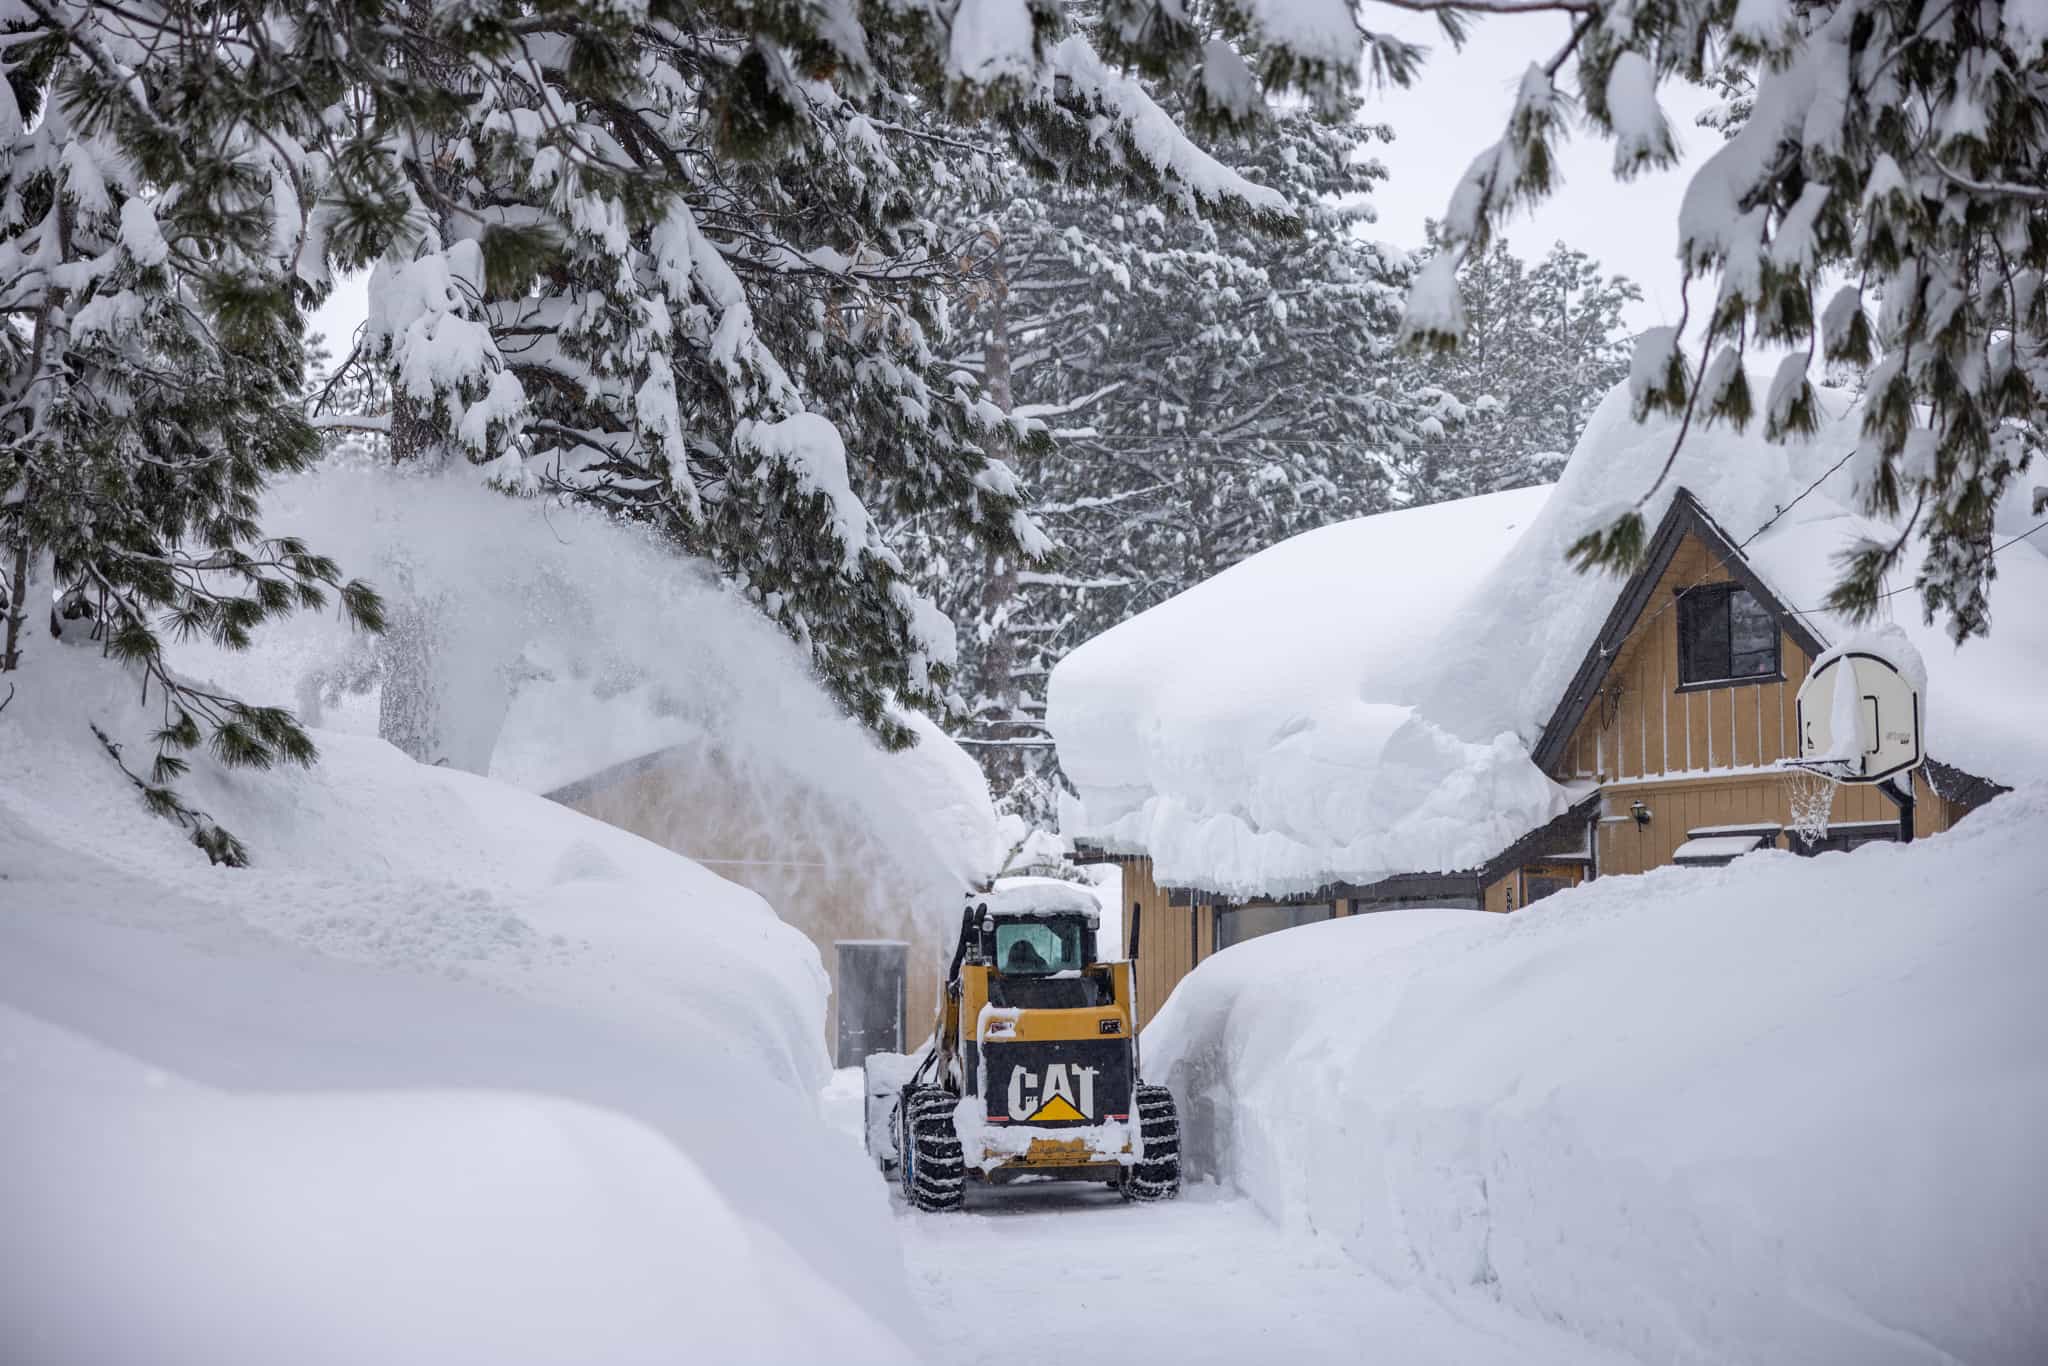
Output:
(993, 919), (1083, 975)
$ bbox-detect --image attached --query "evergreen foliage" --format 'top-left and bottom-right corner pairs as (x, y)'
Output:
(1, 0), (383, 857)
(904, 111), (1463, 814)
(296, 0), (1340, 751)
(0, 0), (1464, 820)
(1405, 0), (2048, 640)
(1411, 234), (1641, 498)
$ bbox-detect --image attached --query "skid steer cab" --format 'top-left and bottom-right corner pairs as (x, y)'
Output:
(863, 878), (1181, 1211)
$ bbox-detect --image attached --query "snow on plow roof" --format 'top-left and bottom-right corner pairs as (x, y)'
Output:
(1048, 381), (2048, 898)
(976, 878), (1104, 918)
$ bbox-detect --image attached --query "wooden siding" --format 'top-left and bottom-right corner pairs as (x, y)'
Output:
(1557, 528), (1960, 872)
(1118, 854), (1208, 1029)
(1596, 767), (1951, 874)
(1481, 862), (1586, 913)
(1559, 532), (1819, 784)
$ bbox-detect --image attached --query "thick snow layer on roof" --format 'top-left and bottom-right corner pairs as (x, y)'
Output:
(1050, 485), (1562, 896)
(1672, 833), (1767, 862)
(1050, 379), (2048, 895)
(1143, 788), (2048, 1363)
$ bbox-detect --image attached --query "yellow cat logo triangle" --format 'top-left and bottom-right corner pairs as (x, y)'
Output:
(1028, 1094), (1086, 1123)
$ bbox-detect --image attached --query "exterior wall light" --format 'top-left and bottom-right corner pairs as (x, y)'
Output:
(1630, 800), (1652, 827)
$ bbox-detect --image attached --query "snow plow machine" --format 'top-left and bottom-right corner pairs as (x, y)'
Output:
(864, 879), (1181, 1211)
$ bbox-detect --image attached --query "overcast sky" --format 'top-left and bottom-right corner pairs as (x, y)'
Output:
(310, 20), (1714, 351)
(1359, 12), (1714, 332)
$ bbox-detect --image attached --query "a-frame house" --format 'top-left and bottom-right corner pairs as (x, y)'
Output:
(1071, 487), (2009, 1025)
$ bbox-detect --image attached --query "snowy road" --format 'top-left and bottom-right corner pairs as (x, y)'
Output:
(821, 1071), (1629, 1365)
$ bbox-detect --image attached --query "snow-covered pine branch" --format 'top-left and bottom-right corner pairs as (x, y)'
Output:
(284, 0), (1389, 752)
(903, 109), (1467, 817)
(1411, 0), (2048, 641)
(1, 0), (385, 856)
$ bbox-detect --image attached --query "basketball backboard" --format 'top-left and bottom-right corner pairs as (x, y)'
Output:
(1792, 646), (1924, 783)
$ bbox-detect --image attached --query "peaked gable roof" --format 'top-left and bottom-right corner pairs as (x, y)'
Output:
(1050, 380), (2048, 898)
(1531, 488), (1827, 776)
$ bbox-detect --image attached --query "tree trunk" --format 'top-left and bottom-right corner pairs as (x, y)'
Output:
(1, 508), (28, 673)
(4, 205), (73, 674)
(973, 233), (1031, 799)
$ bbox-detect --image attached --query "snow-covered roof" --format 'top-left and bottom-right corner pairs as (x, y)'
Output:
(1049, 381), (2048, 897)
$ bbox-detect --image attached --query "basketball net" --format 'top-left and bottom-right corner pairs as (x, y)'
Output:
(1782, 762), (1846, 847)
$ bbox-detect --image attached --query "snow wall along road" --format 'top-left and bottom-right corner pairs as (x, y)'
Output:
(1144, 788), (2048, 1365)
(0, 643), (931, 1366)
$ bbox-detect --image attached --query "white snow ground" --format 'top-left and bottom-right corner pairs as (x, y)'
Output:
(1145, 789), (2048, 1365)
(1, 643), (929, 1365)
(819, 1071), (1635, 1366)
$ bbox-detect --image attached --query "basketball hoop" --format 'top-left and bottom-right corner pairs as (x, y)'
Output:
(1785, 627), (1927, 848)
(1780, 759), (1850, 847)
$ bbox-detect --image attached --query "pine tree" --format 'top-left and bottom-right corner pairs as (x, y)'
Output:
(307, 0), (1317, 753)
(1401, 0), (2048, 640)
(1, 0), (382, 860)
(903, 109), (1464, 813)
(1411, 234), (1640, 497)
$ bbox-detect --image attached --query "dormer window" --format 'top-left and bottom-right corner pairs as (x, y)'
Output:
(1678, 583), (1779, 685)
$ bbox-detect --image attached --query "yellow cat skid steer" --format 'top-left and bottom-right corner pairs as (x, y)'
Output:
(863, 879), (1181, 1211)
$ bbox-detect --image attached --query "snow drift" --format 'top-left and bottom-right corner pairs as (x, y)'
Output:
(1144, 793), (2048, 1364)
(0, 642), (929, 1365)
(1049, 379), (2048, 896)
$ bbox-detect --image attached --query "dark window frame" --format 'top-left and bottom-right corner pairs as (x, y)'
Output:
(1676, 582), (1782, 688)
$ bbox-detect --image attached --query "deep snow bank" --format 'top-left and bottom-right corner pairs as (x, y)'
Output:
(1144, 798), (2048, 1365)
(0, 645), (927, 1365)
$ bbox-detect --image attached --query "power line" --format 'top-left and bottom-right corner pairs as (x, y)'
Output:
(1735, 445), (1863, 552)
(1619, 450), (1863, 646)
(1610, 455), (2044, 647)
(1854, 514), (2048, 609)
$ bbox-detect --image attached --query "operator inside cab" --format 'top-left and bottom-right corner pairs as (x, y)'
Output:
(994, 919), (1083, 976)
(986, 915), (1104, 1007)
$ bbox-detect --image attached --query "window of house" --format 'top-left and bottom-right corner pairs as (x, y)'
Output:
(1678, 583), (1779, 685)
(1214, 903), (1332, 952)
